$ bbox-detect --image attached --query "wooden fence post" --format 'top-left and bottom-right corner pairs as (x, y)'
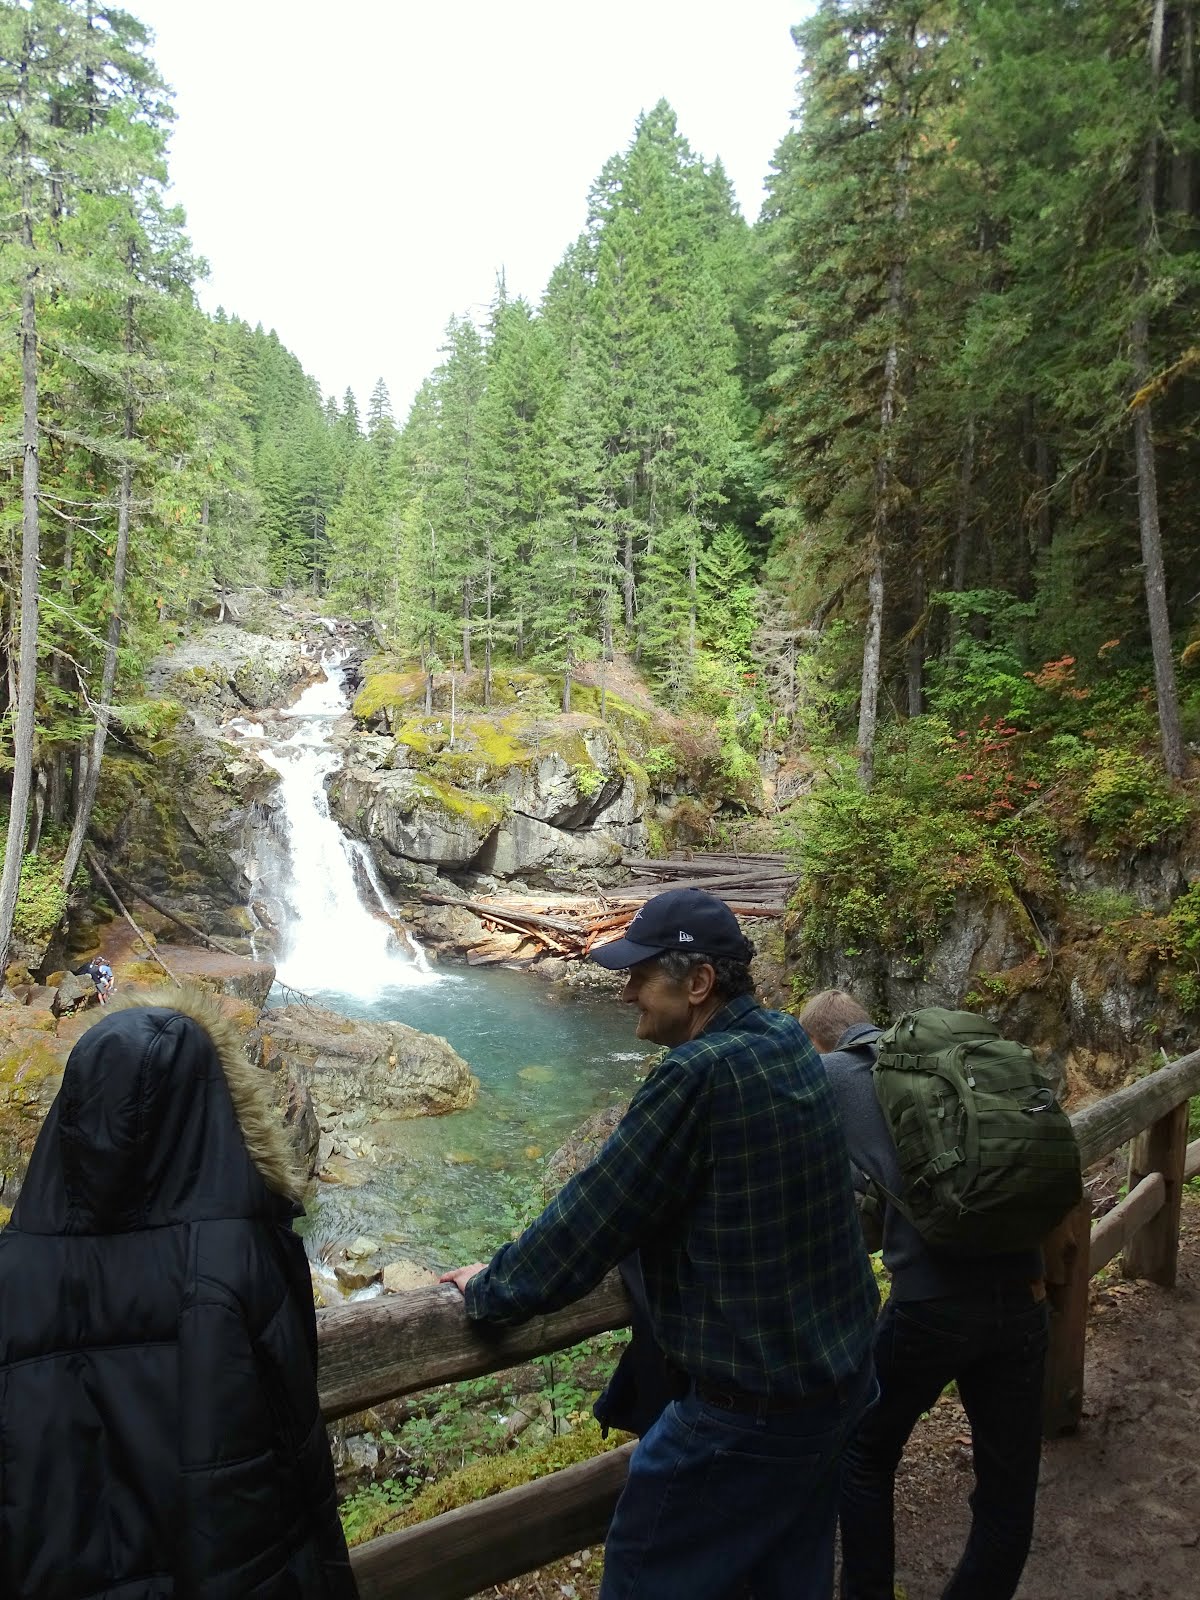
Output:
(1121, 1098), (1190, 1287)
(1041, 1195), (1092, 1438)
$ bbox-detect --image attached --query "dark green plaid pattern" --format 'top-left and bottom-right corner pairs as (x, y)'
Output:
(465, 994), (879, 1397)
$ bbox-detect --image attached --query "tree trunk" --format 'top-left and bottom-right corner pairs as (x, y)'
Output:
(688, 541), (697, 662)
(1170, 5), (1195, 215)
(858, 56), (912, 790)
(951, 418), (976, 596)
(856, 544), (886, 790)
(461, 585), (472, 674)
(906, 557), (925, 717)
(62, 291), (136, 892)
(622, 508), (635, 629)
(0, 139), (44, 972)
(1034, 432), (1053, 552)
(858, 263), (903, 789)
(483, 563), (493, 707)
(562, 664), (572, 715)
(48, 518), (74, 825)
(1133, 0), (1185, 778)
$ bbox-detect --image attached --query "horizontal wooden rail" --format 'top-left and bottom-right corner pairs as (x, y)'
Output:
(330, 1045), (1198, 1593)
(1088, 1173), (1165, 1277)
(318, 1271), (632, 1421)
(351, 1442), (635, 1600)
(1071, 1048), (1200, 1167)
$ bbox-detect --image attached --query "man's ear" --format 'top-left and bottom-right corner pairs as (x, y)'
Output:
(689, 961), (718, 1004)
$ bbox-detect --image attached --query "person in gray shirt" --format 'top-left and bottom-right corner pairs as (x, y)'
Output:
(800, 989), (1048, 1600)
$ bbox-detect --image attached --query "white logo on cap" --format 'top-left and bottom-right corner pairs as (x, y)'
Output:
(678, 930), (694, 942)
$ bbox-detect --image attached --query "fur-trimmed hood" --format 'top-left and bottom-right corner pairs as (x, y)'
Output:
(10, 984), (306, 1236)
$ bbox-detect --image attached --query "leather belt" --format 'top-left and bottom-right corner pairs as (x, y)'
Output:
(693, 1378), (838, 1415)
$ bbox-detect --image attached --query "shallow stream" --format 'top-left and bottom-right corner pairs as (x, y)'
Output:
(288, 970), (650, 1270)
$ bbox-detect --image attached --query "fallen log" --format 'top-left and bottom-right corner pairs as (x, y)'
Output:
(101, 861), (243, 957)
(85, 848), (179, 983)
(418, 891), (585, 939)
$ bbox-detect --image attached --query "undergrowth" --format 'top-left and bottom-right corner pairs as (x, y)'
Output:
(338, 1328), (630, 1547)
(783, 639), (1197, 980)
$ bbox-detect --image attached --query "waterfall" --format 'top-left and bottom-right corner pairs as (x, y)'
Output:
(235, 654), (441, 1001)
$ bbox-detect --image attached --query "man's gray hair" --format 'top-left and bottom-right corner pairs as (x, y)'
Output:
(797, 989), (873, 1052)
(655, 948), (756, 1000)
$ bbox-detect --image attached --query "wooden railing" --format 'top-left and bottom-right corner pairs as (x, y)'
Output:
(320, 1046), (1200, 1600)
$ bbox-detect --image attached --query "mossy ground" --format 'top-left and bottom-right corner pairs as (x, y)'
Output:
(342, 1419), (626, 1548)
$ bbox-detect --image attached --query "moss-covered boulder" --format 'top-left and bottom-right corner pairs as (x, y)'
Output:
(0, 1011), (69, 1205)
(328, 766), (503, 871)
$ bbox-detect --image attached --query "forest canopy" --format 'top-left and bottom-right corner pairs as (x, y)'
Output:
(1, 0), (1198, 967)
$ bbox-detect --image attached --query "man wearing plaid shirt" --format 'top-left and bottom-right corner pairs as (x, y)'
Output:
(442, 888), (878, 1599)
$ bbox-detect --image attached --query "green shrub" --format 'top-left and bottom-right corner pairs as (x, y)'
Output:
(1076, 749), (1190, 857)
(13, 850), (69, 947)
(1163, 882), (1200, 1012)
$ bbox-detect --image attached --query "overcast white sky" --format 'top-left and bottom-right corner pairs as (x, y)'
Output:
(132, 1), (812, 418)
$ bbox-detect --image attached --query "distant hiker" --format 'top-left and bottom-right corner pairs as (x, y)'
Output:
(90, 954), (114, 1004)
(802, 989), (1063, 1600)
(442, 889), (878, 1600)
(0, 987), (356, 1599)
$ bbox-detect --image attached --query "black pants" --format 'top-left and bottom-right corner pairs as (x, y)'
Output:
(839, 1287), (1048, 1600)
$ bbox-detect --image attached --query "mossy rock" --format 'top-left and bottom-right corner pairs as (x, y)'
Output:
(567, 684), (655, 750)
(413, 777), (504, 833)
(353, 671), (427, 724)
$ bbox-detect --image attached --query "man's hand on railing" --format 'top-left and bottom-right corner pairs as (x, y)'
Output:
(439, 1263), (486, 1296)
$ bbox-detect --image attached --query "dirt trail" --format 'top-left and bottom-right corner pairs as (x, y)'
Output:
(484, 1197), (1200, 1600)
(888, 1196), (1200, 1599)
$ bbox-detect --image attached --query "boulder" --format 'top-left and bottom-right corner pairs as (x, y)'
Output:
(255, 1004), (478, 1138)
(114, 946), (277, 1011)
(51, 972), (95, 1017)
(328, 767), (501, 870)
(382, 1259), (439, 1294)
(545, 1103), (627, 1192)
(334, 1261), (383, 1294)
(483, 811), (622, 879)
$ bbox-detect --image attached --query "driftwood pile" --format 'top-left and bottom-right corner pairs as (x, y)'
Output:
(418, 852), (797, 964)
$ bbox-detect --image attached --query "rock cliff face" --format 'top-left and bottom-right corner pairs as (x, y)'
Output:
(328, 681), (650, 889)
(795, 845), (1199, 1089)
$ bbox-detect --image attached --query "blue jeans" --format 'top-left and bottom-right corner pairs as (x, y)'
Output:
(839, 1289), (1049, 1600)
(600, 1366), (874, 1600)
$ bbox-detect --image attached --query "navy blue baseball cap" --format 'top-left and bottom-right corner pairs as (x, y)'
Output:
(590, 887), (755, 969)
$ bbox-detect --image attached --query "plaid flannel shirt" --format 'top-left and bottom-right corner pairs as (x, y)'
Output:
(465, 993), (879, 1397)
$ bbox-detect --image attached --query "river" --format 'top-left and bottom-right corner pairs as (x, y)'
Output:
(232, 656), (651, 1275)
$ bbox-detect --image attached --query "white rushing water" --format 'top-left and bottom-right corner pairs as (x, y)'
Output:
(235, 654), (443, 1001)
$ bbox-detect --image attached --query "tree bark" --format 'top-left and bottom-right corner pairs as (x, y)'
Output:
(0, 112), (44, 973)
(950, 418), (976, 595)
(688, 541), (697, 662)
(858, 40), (913, 790)
(483, 562), (493, 707)
(1170, 4), (1195, 216)
(62, 287), (136, 892)
(622, 505), (635, 629)
(1132, 0), (1186, 778)
(906, 556), (925, 717)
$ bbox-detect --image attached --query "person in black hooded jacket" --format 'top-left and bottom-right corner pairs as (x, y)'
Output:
(0, 985), (357, 1600)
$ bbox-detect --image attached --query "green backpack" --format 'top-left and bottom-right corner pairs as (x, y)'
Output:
(871, 1008), (1082, 1255)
